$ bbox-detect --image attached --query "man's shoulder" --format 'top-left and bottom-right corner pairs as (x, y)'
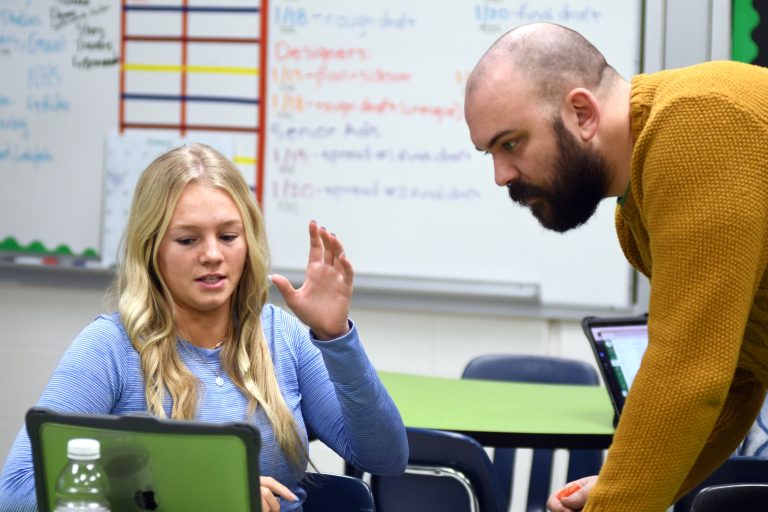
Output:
(641, 61), (768, 106)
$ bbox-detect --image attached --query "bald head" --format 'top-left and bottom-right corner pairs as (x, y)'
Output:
(467, 23), (619, 107)
(465, 23), (634, 215)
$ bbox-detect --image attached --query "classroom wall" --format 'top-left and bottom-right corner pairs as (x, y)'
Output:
(0, 2), (729, 511)
(0, 272), (603, 452)
(0, 273), (604, 512)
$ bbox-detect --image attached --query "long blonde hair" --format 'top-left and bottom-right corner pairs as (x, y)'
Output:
(114, 143), (306, 472)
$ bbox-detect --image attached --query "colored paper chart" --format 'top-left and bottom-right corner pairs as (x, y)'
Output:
(118, 0), (266, 195)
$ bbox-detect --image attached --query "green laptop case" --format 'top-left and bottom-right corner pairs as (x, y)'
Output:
(26, 407), (262, 512)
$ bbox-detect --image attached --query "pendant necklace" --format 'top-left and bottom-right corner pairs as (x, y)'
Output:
(179, 338), (226, 387)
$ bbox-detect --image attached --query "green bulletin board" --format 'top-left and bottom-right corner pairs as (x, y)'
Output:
(732, 0), (768, 64)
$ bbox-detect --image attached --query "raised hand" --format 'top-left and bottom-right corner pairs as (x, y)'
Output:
(270, 220), (354, 340)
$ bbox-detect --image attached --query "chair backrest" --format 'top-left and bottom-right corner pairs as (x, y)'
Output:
(689, 483), (768, 512)
(461, 354), (603, 512)
(303, 473), (375, 512)
(462, 354), (599, 385)
(371, 427), (507, 512)
(673, 456), (768, 512)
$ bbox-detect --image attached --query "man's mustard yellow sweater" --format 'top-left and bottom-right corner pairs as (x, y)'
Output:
(586, 61), (768, 511)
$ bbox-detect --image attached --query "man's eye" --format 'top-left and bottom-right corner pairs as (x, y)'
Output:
(502, 140), (518, 151)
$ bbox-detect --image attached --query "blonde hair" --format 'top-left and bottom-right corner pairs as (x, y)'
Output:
(114, 143), (306, 472)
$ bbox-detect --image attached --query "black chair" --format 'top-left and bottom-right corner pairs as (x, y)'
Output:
(371, 427), (507, 512)
(673, 456), (768, 512)
(688, 483), (768, 512)
(303, 473), (375, 512)
(461, 354), (604, 512)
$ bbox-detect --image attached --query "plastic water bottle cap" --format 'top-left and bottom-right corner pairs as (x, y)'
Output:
(66, 438), (100, 460)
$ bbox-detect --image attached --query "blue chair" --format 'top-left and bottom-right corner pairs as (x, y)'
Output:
(371, 427), (507, 512)
(461, 354), (604, 512)
(303, 473), (375, 512)
(673, 456), (768, 512)
(689, 483), (768, 512)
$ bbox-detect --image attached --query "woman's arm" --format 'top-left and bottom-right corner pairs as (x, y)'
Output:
(270, 221), (408, 475)
(298, 321), (408, 475)
(0, 316), (126, 511)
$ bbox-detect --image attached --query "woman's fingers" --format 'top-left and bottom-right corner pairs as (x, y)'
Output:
(319, 226), (335, 266)
(321, 230), (353, 285)
(314, 223), (349, 268)
(260, 476), (298, 501)
(307, 220), (323, 266)
(308, 221), (347, 267)
(260, 487), (280, 512)
(259, 476), (298, 511)
(337, 253), (354, 286)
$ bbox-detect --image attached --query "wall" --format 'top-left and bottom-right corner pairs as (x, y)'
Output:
(0, 269), (601, 445)
(0, 273), (599, 510)
(0, 1), (730, 511)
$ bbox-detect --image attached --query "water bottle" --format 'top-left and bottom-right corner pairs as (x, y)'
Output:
(53, 438), (111, 512)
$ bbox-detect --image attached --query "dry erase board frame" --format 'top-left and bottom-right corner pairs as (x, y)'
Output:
(1, 0), (645, 310)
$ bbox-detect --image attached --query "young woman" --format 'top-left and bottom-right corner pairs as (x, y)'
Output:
(0, 143), (408, 511)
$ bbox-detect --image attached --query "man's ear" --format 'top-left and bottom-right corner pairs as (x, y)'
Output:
(564, 88), (600, 142)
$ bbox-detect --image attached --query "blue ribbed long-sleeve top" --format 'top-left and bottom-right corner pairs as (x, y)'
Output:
(0, 304), (407, 511)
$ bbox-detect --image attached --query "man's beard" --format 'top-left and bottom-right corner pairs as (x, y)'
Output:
(506, 116), (610, 233)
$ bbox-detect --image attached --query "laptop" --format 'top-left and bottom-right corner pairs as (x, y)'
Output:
(26, 407), (262, 512)
(581, 314), (649, 427)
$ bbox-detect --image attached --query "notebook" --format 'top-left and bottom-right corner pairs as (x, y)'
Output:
(26, 407), (262, 512)
(581, 314), (649, 427)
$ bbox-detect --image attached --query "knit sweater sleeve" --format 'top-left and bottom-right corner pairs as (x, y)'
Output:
(587, 94), (768, 511)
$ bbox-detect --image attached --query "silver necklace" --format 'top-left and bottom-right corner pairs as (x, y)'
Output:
(179, 339), (225, 387)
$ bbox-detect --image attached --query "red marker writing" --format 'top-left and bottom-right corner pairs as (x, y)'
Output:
(556, 482), (583, 499)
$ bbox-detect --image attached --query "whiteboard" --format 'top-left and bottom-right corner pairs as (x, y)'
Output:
(0, 0), (642, 309)
(0, 0), (261, 260)
(0, 0), (120, 258)
(263, 0), (642, 308)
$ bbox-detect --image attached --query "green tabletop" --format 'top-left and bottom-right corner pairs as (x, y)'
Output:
(379, 371), (615, 449)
